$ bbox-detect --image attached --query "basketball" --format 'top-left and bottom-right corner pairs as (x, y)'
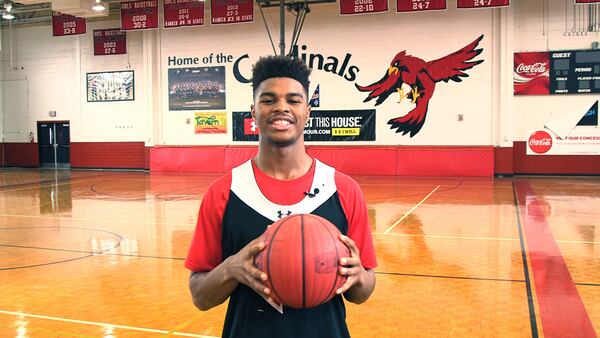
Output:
(254, 213), (350, 309)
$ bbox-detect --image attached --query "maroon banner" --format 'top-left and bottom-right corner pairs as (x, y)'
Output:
(457, 0), (509, 8)
(211, 0), (253, 24)
(93, 29), (127, 56)
(397, 0), (446, 12)
(575, 0), (600, 3)
(121, 0), (159, 30)
(52, 12), (86, 36)
(339, 0), (388, 15)
(514, 52), (550, 95)
(164, 0), (204, 28)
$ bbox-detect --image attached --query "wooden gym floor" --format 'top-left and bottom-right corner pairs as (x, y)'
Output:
(0, 168), (598, 337)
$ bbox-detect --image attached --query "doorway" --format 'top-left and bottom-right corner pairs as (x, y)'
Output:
(37, 121), (70, 168)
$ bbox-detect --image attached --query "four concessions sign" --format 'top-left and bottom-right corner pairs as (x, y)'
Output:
(211, 0), (253, 24)
(339, 0), (388, 15)
(514, 52), (549, 95)
(457, 0), (509, 8)
(164, 0), (204, 28)
(233, 110), (376, 141)
(397, 0), (447, 12)
(121, 0), (159, 30)
(93, 29), (127, 55)
(52, 12), (86, 36)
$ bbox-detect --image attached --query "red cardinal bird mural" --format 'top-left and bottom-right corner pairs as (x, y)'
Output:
(356, 35), (484, 137)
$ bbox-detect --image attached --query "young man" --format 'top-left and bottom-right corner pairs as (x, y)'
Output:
(185, 55), (376, 338)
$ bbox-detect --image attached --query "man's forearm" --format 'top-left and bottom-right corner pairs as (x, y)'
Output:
(343, 269), (375, 304)
(189, 258), (238, 311)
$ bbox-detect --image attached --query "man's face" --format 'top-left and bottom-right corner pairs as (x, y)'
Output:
(251, 77), (310, 147)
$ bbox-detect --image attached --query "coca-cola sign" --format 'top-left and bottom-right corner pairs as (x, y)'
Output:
(516, 62), (547, 74)
(514, 52), (550, 95)
(528, 130), (553, 154)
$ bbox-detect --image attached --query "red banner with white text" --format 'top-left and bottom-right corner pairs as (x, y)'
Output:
(397, 0), (447, 12)
(52, 12), (86, 36)
(210, 0), (253, 24)
(575, 0), (600, 3)
(93, 29), (127, 55)
(164, 0), (204, 28)
(514, 52), (550, 95)
(457, 0), (509, 8)
(121, 0), (159, 30)
(339, 0), (388, 15)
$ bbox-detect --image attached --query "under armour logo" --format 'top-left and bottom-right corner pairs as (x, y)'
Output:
(277, 210), (291, 219)
(251, 120), (257, 132)
(304, 188), (320, 198)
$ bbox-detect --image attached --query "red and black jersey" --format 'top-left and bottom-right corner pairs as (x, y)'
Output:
(185, 159), (376, 338)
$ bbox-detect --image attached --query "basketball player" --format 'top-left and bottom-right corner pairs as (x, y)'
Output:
(185, 55), (377, 338)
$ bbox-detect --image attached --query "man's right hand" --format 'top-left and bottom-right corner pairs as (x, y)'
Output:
(224, 238), (272, 300)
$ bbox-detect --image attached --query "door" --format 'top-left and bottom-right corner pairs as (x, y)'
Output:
(37, 122), (70, 168)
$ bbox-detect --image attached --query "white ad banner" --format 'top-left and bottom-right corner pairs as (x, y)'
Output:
(527, 128), (600, 155)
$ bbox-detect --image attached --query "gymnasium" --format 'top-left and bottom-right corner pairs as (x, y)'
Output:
(0, 0), (599, 336)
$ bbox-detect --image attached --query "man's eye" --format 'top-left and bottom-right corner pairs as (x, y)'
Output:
(261, 99), (273, 104)
(289, 100), (301, 104)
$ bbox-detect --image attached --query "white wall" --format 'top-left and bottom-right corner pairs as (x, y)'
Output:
(3, 0), (596, 148)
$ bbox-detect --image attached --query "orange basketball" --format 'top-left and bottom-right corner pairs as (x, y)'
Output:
(254, 214), (350, 309)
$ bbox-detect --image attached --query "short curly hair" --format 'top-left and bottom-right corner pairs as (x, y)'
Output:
(251, 55), (311, 98)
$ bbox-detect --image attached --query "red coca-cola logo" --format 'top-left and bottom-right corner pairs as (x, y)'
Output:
(516, 62), (547, 74)
(528, 131), (552, 154)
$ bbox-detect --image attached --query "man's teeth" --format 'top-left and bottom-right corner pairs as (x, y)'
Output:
(273, 120), (290, 126)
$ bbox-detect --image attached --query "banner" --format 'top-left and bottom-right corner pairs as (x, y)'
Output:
(211, 0), (253, 24)
(397, 0), (447, 12)
(514, 52), (549, 95)
(93, 29), (127, 55)
(575, 0), (600, 3)
(528, 101), (600, 155)
(232, 110), (376, 142)
(121, 0), (159, 30)
(339, 0), (388, 15)
(457, 0), (509, 8)
(164, 0), (204, 28)
(52, 12), (86, 36)
(195, 112), (227, 133)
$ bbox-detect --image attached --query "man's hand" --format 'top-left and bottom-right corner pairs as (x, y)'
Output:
(336, 235), (375, 304)
(224, 238), (272, 301)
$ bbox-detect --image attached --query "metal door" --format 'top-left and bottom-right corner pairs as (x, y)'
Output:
(37, 122), (70, 168)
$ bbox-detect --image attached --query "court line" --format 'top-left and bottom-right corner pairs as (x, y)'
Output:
(0, 244), (185, 261)
(0, 213), (195, 227)
(373, 232), (600, 245)
(375, 271), (525, 283)
(0, 177), (104, 193)
(512, 182), (540, 337)
(87, 194), (202, 220)
(383, 185), (440, 234)
(0, 310), (217, 338)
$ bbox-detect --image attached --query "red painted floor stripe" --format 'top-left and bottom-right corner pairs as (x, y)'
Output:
(515, 181), (596, 338)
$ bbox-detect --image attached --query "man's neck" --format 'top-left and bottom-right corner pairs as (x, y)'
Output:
(254, 144), (313, 180)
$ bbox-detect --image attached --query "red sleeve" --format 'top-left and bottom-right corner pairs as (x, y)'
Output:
(335, 171), (377, 270)
(184, 172), (232, 272)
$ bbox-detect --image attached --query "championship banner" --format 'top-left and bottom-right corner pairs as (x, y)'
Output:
(514, 52), (549, 95)
(233, 110), (376, 142)
(52, 12), (86, 36)
(194, 112), (227, 134)
(121, 0), (159, 30)
(210, 0), (253, 24)
(164, 0), (204, 28)
(527, 101), (600, 155)
(397, 0), (447, 12)
(339, 0), (388, 15)
(93, 29), (127, 55)
(457, 0), (509, 8)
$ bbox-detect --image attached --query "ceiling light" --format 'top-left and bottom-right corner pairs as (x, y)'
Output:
(92, 0), (105, 11)
(2, 11), (14, 19)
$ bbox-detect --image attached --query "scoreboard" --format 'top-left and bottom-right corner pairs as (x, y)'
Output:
(550, 50), (600, 94)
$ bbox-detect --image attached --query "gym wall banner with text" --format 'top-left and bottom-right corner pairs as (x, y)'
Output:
(232, 110), (376, 142)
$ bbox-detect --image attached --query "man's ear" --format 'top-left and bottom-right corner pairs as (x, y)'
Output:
(250, 104), (255, 118)
(306, 104), (311, 119)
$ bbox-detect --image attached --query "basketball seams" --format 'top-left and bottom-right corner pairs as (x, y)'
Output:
(318, 215), (345, 303)
(264, 216), (292, 307)
(300, 215), (307, 308)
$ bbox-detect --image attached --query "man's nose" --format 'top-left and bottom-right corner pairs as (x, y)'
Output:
(273, 99), (290, 112)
